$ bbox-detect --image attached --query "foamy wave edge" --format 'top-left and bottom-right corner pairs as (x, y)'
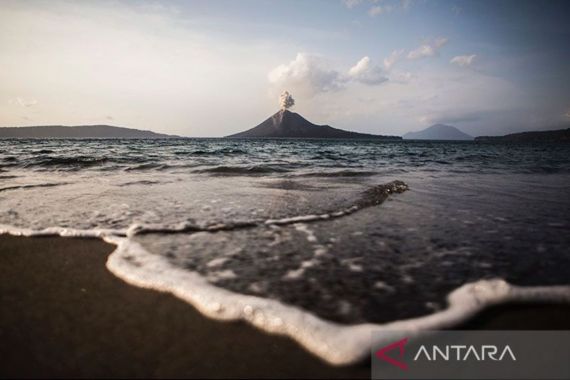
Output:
(1, 223), (569, 366)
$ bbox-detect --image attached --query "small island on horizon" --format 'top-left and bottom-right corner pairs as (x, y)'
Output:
(0, 125), (178, 139)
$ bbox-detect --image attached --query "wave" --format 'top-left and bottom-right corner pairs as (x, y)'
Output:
(23, 156), (110, 170)
(0, 182), (68, 193)
(117, 180), (164, 187)
(193, 165), (290, 175)
(124, 163), (170, 171)
(174, 148), (248, 156)
(33, 149), (55, 154)
(1, 222), (569, 366)
(129, 180), (408, 234)
(297, 170), (377, 178)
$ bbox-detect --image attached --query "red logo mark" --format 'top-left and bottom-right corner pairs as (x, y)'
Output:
(375, 337), (409, 370)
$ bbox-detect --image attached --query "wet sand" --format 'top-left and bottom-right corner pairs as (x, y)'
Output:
(0, 234), (568, 378)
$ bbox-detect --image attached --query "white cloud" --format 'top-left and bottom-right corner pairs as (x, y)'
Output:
(407, 37), (448, 60)
(348, 56), (388, 85)
(383, 49), (404, 70)
(268, 53), (344, 96)
(368, 6), (382, 16)
(368, 5), (393, 17)
(367, 0), (412, 16)
(269, 54), (388, 97)
(450, 54), (477, 67)
(343, 0), (362, 9)
(389, 71), (415, 84)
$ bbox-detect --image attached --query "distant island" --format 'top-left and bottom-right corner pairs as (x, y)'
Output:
(0, 125), (178, 138)
(475, 128), (570, 143)
(403, 124), (473, 140)
(228, 109), (401, 139)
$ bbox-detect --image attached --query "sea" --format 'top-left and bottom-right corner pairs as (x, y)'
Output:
(1, 138), (569, 364)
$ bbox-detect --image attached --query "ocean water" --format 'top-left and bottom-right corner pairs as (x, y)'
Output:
(1, 138), (570, 364)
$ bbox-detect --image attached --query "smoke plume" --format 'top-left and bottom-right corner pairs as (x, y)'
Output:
(279, 91), (295, 110)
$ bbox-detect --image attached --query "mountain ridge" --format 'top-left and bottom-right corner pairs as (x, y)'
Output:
(403, 124), (473, 140)
(475, 128), (570, 142)
(0, 125), (178, 138)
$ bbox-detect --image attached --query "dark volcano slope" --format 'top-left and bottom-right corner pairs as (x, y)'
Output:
(228, 110), (400, 139)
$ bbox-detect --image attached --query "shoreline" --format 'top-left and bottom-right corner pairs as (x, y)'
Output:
(1, 234), (569, 378)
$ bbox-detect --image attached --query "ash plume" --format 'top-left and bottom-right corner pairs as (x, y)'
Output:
(279, 91), (295, 110)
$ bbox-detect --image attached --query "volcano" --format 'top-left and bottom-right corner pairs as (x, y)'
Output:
(227, 110), (400, 139)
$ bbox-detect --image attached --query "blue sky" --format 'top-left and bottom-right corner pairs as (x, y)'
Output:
(1, 0), (569, 136)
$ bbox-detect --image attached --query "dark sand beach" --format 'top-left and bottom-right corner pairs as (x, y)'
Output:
(0, 235), (368, 378)
(1, 234), (569, 378)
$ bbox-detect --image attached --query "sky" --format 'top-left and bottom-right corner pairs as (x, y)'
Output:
(1, 0), (569, 137)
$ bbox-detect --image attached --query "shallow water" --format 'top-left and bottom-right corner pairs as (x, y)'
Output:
(1, 138), (569, 362)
